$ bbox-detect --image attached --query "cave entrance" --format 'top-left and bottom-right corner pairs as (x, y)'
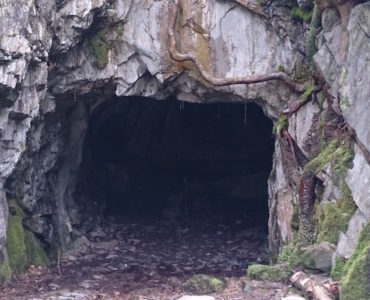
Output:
(79, 96), (274, 277)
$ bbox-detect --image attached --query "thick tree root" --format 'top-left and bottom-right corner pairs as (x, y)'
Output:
(167, 0), (305, 92)
(290, 271), (336, 300)
(297, 173), (317, 247)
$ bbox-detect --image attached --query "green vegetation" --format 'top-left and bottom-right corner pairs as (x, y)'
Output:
(291, 6), (313, 22)
(303, 138), (354, 180)
(24, 230), (50, 267)
(340, 222), (370, 300)
(6, 201), (27, 274)
(247, 264), (291, 281)
(331, 256), (346, 281)
(183, 274), (225, 294)
(317, 202), (351, 244)
(0, 260), (12, 282)
(279, 244), (300, 268)
(316, 183), (356, 245)
(4, 200), (49, 281)
(299, 84), (314, 104)
(273, 115), (288, 136)
(90, 30), (110, 69)
(305, 3), (319, 63)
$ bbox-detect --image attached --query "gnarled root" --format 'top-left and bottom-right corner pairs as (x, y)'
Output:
(167, 0), (305, 92)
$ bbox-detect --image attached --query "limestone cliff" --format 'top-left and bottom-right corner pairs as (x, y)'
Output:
(0, 0), (369, 296)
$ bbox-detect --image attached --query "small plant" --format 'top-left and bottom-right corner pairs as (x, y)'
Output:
(90, 30), (110, 69)
(291, 6), (313, 22)
(273, 115), (288, 136)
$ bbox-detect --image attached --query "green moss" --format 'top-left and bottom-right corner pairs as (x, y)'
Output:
(277, 65), (285, 73)
(6, 213), (27, 274)
(291, 6), (313, 22)
(305, 3), (319, 63)
(341, 222), (370, 278)
(90, 30), (109, 69)
(331, 256), (346, 281)
(317, 202), (351, 245)
(5, 200), (50, 276)
(299, 84), (314, 104)
(340, 245), (370, 300)
(183, 274), (225, 294)
(279, 244), (300, 268)
(0, 260), (12, 282)
(273, 115), (288, 136)
(247, 264), (291, 282)
(304, 138), (354, 180)
(338, 182), (357, 215)
(24, 230), (50, 267)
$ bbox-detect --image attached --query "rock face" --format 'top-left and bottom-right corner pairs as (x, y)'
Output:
(0, 0), (369, 284)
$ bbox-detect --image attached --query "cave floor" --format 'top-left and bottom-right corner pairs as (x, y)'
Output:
(0, 218), (297, 299)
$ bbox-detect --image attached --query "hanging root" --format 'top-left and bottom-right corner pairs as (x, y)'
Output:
(297, 173), (317, 247)
(167, 0), (305, 92)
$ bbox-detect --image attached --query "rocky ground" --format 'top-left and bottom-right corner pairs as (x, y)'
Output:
(0, 216), (305, 299)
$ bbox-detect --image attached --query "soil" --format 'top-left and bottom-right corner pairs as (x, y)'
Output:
(0, 216), (300, 299)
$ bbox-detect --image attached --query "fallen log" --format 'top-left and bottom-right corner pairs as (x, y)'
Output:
(290, 271), (335, 300)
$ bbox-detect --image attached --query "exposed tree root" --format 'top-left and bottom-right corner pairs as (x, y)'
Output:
(290, 271), (336, 300)
(167, 0), (305, 92)
(297, 173), (317, 246)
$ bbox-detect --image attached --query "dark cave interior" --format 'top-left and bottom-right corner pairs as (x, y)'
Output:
(80, 97), (274, 231)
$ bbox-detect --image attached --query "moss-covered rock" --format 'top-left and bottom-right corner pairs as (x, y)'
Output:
(296, 241), (336, 272)
(0, 259), (12, 282)
(90, 30), (110, 69)
(5, 200), (50, 276)
(24, 230), (50, 267)
(317, 202), (351, 245)
(6, 201), (27, 274)
(340, 245), (370, 300)
(183, 274), (225, 294)
(331, 255), (346, 281)
(339, 222), (370, 300)
(247, 264), (291, 282)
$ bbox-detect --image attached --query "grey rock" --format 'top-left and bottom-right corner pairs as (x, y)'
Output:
(340, 2), (370, 152)
(336, 209), (368, 259)
(346, 145), (370, 219)
(322, 8), (340, 33)
(300, 242), (336, 272)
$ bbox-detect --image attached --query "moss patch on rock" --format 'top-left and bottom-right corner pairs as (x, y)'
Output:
(339, 222), (370, 300)
(317, 183), (356, 245)
(5, 200), (49, 276)
(247, 264), (291, 282)
(0, 260), (12, 282)
(331, 255), (346, 281)
(183, 274), (225, 294)
(6, 201), (27, 274)
(90, 29), (110, 69)
(24, 230), (50, 267)
(317, 202), (350, 245)
(291, 6), (313, 22)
